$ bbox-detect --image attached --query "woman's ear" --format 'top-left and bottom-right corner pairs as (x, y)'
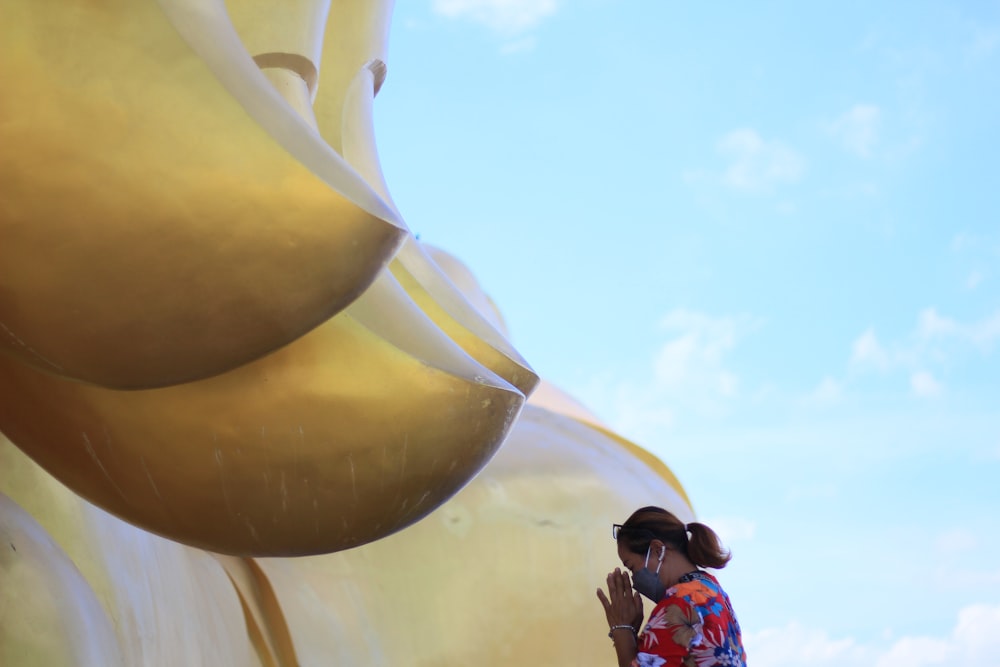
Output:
(650, 539), (667, 560)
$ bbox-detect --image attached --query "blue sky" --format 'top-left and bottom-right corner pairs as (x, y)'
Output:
(373, 2), (1000, 665)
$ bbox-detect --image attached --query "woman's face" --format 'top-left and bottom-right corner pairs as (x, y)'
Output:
(617, 541), (647, 574)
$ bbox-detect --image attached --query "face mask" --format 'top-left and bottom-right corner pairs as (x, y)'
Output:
(632, 545), (666, 602)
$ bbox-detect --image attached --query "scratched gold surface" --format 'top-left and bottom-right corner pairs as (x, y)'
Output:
(0, 0), (405, 388)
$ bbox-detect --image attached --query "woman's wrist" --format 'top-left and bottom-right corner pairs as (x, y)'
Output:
(608, 624), (637, 639)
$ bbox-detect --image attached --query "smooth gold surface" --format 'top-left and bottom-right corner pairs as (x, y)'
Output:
(2, 393), (692, 666)
(333, 56), (538, 397)
(214, 555), (299, 667)
(311, 0), (395, 154)
(0, 2), (688, 663)
(0, 493), (123, 667)
(0, 299), (524, 555)
(527, 378), (692, 508)
(390, 241), (539, 396)
(424, 245), (512, 337)
(258, 404), (694, 666)
(0, 438), (263, 666)
(0, 0), (406, 388)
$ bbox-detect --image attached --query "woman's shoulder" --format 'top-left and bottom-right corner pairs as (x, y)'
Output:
(667, 571), (723, 600)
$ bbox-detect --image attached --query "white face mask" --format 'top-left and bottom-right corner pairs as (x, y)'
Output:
(632, 545), (666, 602)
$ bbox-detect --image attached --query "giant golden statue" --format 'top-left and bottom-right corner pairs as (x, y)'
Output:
(0, 1), (695, 665)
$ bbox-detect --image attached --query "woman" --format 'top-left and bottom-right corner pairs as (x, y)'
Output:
(595, 506), (746, 667)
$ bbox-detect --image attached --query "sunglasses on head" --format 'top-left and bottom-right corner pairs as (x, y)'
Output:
(612, 524), (657, 540)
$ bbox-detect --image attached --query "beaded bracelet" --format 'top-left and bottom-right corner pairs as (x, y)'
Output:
(608, 624), (636, 639)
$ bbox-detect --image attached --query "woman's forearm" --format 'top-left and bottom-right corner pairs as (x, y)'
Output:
(609, 628), (638, 667)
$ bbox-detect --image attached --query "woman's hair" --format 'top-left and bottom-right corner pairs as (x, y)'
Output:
(616, 506), (732, 569)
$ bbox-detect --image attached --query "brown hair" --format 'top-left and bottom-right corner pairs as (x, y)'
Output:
(616, 506), (732, 569)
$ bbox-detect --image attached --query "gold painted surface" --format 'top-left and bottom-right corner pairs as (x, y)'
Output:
(0, 1), (680, 662)
(0, 493), (123, 667)
(257, 404), (693, 666)
(390, 241), (540, 397)
(1, 396), (689, 666)
(0, 0), (406, 388)
(311, 0), (395, 154)
(332, 55), (538, 397)
(0, 436), (121, 621)
(527, 377), (609, 426)
(424, 245), (512, 338)
(0, 438), (260, 666)
(0, 300), (524, 555)
(215, 555), (298, 667)
(528, 378), (693, 508)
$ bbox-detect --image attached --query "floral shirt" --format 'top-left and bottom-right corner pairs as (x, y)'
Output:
(632, 571), (746, 667)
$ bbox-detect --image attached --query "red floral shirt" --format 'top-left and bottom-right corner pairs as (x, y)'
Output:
(632, 571), (746, 667)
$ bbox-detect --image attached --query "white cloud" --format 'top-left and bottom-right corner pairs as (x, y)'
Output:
(827, 104), (881, 157)
(744, 622), (874, 666)
(910, 370), (942, 398)
(950, 232), (976, 252)
(850, 329), (890, 370)
(970, 314), (1000, 346)
(968, 24), (1000, 60)
(653, 309), (756, 401)
(876, 636), (951, 667)
(572, 309), (757, 439)
(847, 309), (1000, 388)
(431, 0), (558, 34)
(934, 528), (979, 556)
(918, 307), (1000, 348)
(717, 129), (805, 192)
(953, 604), (1000, 664)
(804, 377), (843, 406)
(702, 516), (756, 544)
(916, 308), (960, 339)
(949, 567), (1000, 586)
(878, 605), (1000, 667)
(950, 231), (998, 291)
(990, 441), (1000, 461)
(748, 604), (1000, 667)
(775, 200), (798, 215)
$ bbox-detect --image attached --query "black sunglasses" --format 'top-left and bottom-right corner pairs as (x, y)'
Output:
(612, 523), (657, 540)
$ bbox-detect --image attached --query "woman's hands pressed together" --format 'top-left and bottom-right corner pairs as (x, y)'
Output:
(596, 567), (644, 635)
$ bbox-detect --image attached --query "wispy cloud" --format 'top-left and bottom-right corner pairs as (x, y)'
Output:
(431, 0), (559, 34)
(951, 231), (997, 290)
(684, 129), (804, 195)
(653, 309), (750, 398)
(850, 328), (890, 370)
(917, 307), (1000, 349)
(816, 307), (1000, 403)
(967, 23), (1000, 60)
(744, 622), (874, 666)
(804, 377), (843, 406)
(702, 515), (757, 544)
(846, 309), (1000, 394)
(827, 104), (881, 157)
(717, 129), (805, 192)
(574, 309), (759, 440)
(934, 528), (979, 556)
(747, 604), (1000, 667)
(910, 370), (943, 398)
(882, 604), (1000, 667)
